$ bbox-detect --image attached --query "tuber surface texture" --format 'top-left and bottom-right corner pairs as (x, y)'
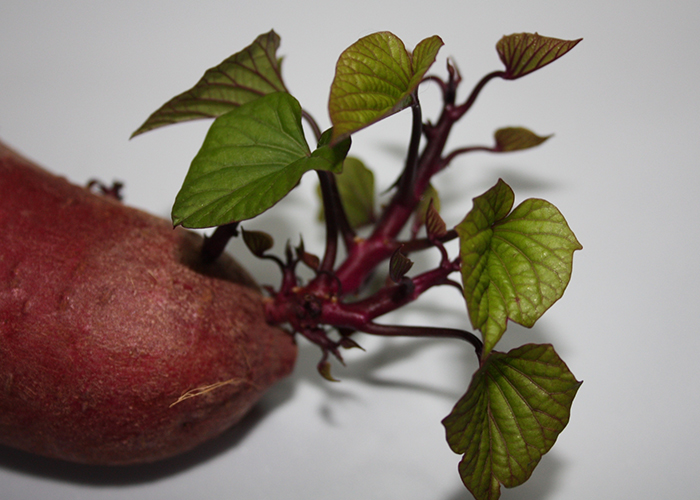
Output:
(0, 140), (297, 465)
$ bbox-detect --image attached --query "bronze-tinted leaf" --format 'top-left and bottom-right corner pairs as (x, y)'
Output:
(497, 33), (581, 80)
(241, 228), (274, 257)
(132, 31), (287, 137)
(494, 127), (551, 152)
(443, 344), (582, 500)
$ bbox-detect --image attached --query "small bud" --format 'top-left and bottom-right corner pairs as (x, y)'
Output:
(389, 247), (414, 283)
(241, 228), (274, 257)
(318, 361), (340, 382)
(339, 337), (365, 351)
(296, 240), (320, 271)
(425, 199), (447, 239)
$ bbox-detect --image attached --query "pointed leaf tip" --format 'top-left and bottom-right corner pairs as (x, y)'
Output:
(318, 361), (340, 382)
(171, 93), (351, 229)
(171, 92), (345, 228)
(494, 127), (551, 152)
(339, 337), (365, 351)
(132, 30), (287, 138)
(443, 343), (581, 500)
(409, 34), (445, 86)
(497, 33), (581, 80)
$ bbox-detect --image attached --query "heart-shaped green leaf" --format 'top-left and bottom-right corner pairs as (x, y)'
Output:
(132, 30), (287, 137)
(328, 32), (443, 143)
(496, 33), (581, 80)
(494, 127), (551, 152)
(443, 343), (581, 500)
(172, 92), (349, 228)
(456, 179), (581, 357)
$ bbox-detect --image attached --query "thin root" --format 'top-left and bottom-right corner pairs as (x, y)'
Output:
(169, 378), (254, 408)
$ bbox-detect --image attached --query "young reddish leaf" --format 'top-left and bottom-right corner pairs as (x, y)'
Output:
(456, 180), (581, 357)
(329, 32), (443, 143)
(411, 183), (441, 237)
(300, 251), (320, 271)
(389, 247), (413, 283)
(443, 344), (581, 500)
(132, 30), (287, 137)
(496, 33), (581, 80)
(296, 240), (321, 271)
(172, 92), (349, 228)
(425, 198), (447, 239)
(241, 228), (274, 257)
(494, 127), (551, 152)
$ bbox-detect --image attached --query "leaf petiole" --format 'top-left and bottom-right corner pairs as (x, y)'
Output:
(394, 95), (423, 205)
(453, 70), (505, 119)
(301, 109), (322, 142)
(361, 323), (483, 358)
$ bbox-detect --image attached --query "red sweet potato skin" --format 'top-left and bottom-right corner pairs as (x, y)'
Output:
(0, 140), (297, 465)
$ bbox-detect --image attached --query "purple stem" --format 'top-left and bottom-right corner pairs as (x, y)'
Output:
(201, 222), (239, 263)
(361, 323), (482, 358)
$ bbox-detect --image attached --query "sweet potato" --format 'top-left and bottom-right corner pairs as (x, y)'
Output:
(0, 140), (297, 465)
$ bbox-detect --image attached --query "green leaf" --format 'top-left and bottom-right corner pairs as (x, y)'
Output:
(443, 343), (581, 500)
(131, 30), (287, 137)
(409, 35), (446, 88)
(496, 33), (581, 80)
(494, 127), (551, 152)
(456, 179), (581, 357)
(172, 92), (349, 228)
(325, 156), (376, 229)
(328, 32), (443, 143)
(309, 130), (353, 172)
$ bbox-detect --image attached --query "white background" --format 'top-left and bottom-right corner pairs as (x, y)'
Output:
(1, 1), (699, 499)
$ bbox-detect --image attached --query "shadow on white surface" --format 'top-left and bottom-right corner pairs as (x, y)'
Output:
(0, 335), (463, 486)
(0, 376), (296, 486)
